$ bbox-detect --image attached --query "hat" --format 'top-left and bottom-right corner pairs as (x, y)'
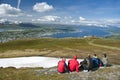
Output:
(73, 55), (77, 59)
(62, 58), (66, 62)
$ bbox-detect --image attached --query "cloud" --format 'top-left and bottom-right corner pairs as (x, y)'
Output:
(37, 15), (60, 22)
(64, 16), (72, 19)
(42, 15), (60, 21)
(31, 15), (60, 23)
(79, 17), (86, 21)
(60, 16), (110, 27)
(0, 4), (22, 17)
(27, 14), (33, 17)
(0, 18), (8, 23)
(33, 2), (53, 12)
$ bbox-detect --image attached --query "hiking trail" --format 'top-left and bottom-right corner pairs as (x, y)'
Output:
(87, 40), (120, 51)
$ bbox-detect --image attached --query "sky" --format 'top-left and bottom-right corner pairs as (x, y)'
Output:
(0, 0), (120, 26)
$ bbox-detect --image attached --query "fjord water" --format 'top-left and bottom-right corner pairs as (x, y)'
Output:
(0, 24), (115, 42)
(44, 26), (110, 38)
(46, 29), (109, 38)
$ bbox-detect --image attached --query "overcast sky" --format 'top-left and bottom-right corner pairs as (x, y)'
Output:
(0, 0), (120, 26)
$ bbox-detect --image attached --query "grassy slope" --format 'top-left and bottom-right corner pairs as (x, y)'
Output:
(0, 66), (120, 80)
(0, 38), (120, 64)
(0, 38), (120, 80)
(0, 67), (66, 80)
(93, 38), (120, 48)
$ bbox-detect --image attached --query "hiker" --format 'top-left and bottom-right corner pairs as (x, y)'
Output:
(68, 55), (80, 72)
(92, 54), (99, 68)
(57, 58), (69, 73)
(79, 58), (88, 71)
(102, 54), (108, 67)
(85, 54), (93, 71)
(92, 54), (104, 68)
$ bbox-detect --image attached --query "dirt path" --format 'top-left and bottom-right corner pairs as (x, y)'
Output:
(88, 40), (120, 51)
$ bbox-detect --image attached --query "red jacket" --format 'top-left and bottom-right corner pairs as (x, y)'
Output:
(68, 59), (79, 72)
(57, 59), (66, 73)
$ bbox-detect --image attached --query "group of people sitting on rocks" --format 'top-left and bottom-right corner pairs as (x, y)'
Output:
(57, 54), (108, 73)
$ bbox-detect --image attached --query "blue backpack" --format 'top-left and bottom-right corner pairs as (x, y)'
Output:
(92, 58), (99, 68)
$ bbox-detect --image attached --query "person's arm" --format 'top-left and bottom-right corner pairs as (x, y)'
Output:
(76, 61), (80, 72)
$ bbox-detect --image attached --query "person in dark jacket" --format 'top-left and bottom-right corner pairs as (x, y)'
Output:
(85, 54), (93, 71)
(92, 54), (99, 68)
(68, 55), (80, 72)
(92, 54), (103, 68)
(57, 58), (69, 73)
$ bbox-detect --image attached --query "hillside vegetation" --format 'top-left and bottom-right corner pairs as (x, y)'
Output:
(0, 38), (120, 65)
(0, 65), (120, 80)
(0, 38), (120, 80)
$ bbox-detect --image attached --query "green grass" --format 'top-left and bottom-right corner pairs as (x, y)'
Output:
(0, 38), (120, 80)
(0, 38), (120, 64)
(0, 66), (119, 80)
(0, 67), (67, 80)
(0, 38), (107, 53)
(93, 38), (120, 48)
(0, 38), (89, 50)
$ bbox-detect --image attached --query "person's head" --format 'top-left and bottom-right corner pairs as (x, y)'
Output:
(94, 54), (97, 56)
(61, 58), (66, 62)
(87, 54), (91, 58)
(73, 55), (77, 60)
(103, 54), (107, 58)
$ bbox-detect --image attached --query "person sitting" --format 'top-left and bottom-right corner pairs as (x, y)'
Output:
(102, 54), (108, 67)
(92, 54), (103, 68)
(68, 55), (80, 72)
(79, 59), (88, 71)
(84, 54), (93, 71)
(57, 58), (69, 73)
(92, 54), (99, 68)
